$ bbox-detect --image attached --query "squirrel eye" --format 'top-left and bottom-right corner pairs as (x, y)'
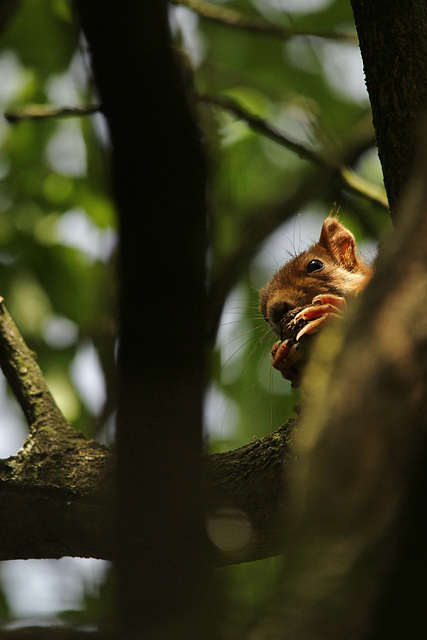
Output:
(307, 259), (324, 274)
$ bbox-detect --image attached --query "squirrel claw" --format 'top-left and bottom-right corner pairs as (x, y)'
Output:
(271, 294), (348, 385)
(271, 339), (303, 383)
(296, 312), (340, 340)
(294, 294), (346, 340)
(311, 294), (346, 310)
(271, 339), (291, 363)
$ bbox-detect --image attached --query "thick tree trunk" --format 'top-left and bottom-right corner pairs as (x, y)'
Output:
(351, 0), (427, 219)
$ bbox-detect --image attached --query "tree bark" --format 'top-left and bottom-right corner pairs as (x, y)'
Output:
(0, 297), (114, 560)
(0, 264), (294, 566)
(0, 417), (296, 564)
(206, 420), (296, 564)
(351, 0), (427, 219)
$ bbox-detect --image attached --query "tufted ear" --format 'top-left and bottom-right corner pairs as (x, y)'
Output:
(318, 217), (358, 270)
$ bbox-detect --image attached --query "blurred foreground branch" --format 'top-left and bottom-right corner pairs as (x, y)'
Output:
(254, 128), (427, 639)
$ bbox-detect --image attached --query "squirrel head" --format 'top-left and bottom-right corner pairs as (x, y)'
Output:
(259, 217), (373, 333)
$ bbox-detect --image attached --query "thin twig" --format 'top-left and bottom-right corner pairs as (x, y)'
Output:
(200, 93), (388, 211)
(200, 93), (327, 166)
(5, 103), (101, 124)
(171, 0), (358, 45)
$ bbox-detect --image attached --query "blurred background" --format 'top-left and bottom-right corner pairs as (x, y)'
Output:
(0, 0), (387, 632)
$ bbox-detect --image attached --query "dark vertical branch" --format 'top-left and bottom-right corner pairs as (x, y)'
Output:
(351, 0), (427, 220)
(75, 2), (217, 638)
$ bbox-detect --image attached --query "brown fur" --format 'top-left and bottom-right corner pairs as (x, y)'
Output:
(259, 217), (373, 334)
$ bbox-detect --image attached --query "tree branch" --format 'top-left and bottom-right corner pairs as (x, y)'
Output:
(0, 470), (113, 560)
(0, 415), (296, 563)
(0, 297), (71, 435)
(0, 295), (294, 563)
(201, 93), (388, 211)
(171, 0), (358, 44)
(4, 103), (100, 123)
(206, 419), (297, 565)
(0, 297), (114, 558)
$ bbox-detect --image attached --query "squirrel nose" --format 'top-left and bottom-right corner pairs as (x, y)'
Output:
(267, 300), (292, 327)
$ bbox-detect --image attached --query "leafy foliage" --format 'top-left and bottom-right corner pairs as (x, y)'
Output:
(0, 0), (116, 444)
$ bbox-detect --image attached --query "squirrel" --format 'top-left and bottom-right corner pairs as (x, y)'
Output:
(259, 217), (373, 386)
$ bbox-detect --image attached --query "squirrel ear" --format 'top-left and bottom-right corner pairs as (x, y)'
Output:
(318, 217), (358, 270)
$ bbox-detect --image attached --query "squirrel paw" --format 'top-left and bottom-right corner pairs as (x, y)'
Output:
(271, 338), (304, 386)
(271, 295), (347, 386)
(294, 294), (346, 340)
